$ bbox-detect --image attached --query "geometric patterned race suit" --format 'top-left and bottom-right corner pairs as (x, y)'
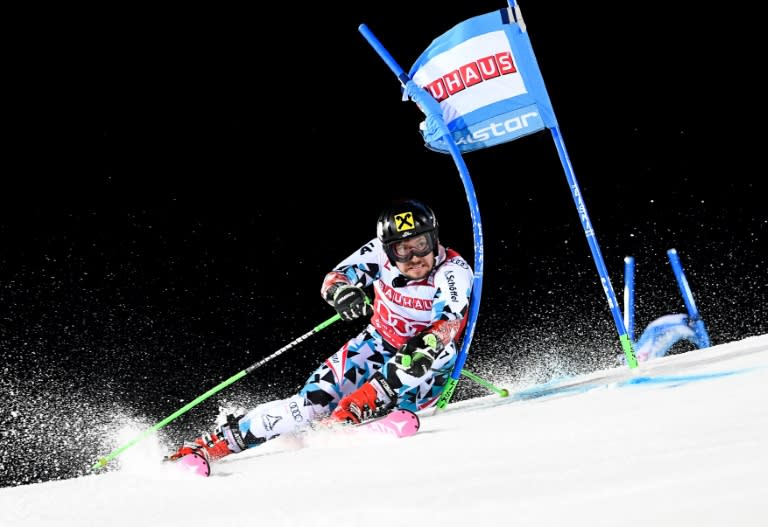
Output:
(232, 237), (473, 451)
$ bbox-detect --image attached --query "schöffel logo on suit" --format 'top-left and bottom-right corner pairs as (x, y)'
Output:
(425, 51), (517, 102)
(445, 271), (458, 302)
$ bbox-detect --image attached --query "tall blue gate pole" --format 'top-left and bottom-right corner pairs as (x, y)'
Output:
(624, 256), (636, 342)
(551, 129), (638, 367)
(358, 24), (485, 409)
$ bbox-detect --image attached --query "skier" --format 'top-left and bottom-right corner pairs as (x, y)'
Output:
(168, 198), (474, 462)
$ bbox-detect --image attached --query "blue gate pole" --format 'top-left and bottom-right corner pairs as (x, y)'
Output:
(624, 256), (636, 343)
(667, 248), (710, 347)
(551, 128), (638, 368)
(358, 23), (485, 409)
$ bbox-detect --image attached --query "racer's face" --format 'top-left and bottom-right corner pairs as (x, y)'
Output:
(393, 236), (436, 280)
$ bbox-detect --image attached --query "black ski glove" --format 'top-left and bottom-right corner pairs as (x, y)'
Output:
(328, 284), (372, 322)
(394, 332), (443, 377)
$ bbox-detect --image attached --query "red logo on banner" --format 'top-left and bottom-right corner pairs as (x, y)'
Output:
(425, 51), (517, 102)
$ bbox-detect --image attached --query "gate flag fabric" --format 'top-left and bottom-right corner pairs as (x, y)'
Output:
(408, 8), (557, 153)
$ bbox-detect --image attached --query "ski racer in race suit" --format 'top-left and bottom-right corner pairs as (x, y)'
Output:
(169, 199), (473, 462)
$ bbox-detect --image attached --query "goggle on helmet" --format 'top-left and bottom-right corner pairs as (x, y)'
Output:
(376, 199), (439, 265)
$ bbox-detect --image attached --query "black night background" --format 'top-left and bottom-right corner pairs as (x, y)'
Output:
(2, 2), (765, 487)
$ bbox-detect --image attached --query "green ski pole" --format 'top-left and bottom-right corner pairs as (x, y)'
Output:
(461, 369), (509, 397)
(91, 314), (341, 471)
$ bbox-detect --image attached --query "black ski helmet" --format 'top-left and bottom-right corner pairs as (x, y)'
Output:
(377, 199), (439, 264)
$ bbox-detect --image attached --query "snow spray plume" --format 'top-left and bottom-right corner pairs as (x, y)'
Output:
(90, 313), (344, 470)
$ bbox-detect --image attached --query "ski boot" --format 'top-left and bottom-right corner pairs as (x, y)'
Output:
(166, 414), (247, 463)
(330, 372), (397, 424)
(166, 431), (233, 463)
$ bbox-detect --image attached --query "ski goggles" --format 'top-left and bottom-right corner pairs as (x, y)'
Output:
(385, 233), (435, 263)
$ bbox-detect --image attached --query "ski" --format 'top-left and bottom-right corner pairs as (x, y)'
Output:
(172, 451), (211, 477)
(349, 408), (420, 438)
(166, 409), (419, 478)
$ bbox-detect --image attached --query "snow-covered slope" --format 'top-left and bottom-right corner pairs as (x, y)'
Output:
(3, 334), (767, 527)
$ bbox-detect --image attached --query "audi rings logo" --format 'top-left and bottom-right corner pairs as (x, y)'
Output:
(289, 401), (304, 423)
